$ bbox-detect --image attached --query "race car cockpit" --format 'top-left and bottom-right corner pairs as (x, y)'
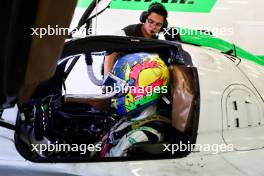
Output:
(1, 0), (200, 163)
(14, 35), (200, 162)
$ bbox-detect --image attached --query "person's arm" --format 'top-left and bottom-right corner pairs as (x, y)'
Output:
(103, 29), (126, 76)
(103, 52), (119, 76)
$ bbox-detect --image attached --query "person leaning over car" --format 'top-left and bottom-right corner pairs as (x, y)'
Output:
(103, 2), (168, 76)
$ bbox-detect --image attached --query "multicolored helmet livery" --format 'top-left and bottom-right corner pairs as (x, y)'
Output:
(106, 52), (169, 117)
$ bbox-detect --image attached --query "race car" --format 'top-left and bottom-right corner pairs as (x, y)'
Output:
(1, 0), (263, 164)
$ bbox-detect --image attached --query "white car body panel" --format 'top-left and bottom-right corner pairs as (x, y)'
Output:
(237, 59), (264, 101)
(182, 43), (264, 153)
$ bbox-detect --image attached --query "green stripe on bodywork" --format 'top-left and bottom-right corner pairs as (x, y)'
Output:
(258, 56), (264, 60)
(179, 29), (264, 66)
(77, 0), (217, 13)
(77, 0), (92, 8)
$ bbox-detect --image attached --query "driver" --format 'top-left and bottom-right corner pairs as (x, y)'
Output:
(100, 52), (171, 157)
(103, 2), (168, 76)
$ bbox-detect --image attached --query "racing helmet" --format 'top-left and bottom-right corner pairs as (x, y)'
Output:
(104, 52), (169, 117)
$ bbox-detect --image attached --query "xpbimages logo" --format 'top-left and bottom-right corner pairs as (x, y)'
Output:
(104, 83), (168, 96)
(31, 25), (94, 38)
(31, 142), (101, 155)
(163, 27), (234, 38)
(163, 141), (234, 154)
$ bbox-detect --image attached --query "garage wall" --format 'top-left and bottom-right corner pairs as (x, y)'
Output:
(65, 0), (264, 94)
(70, 0), (264, 55)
